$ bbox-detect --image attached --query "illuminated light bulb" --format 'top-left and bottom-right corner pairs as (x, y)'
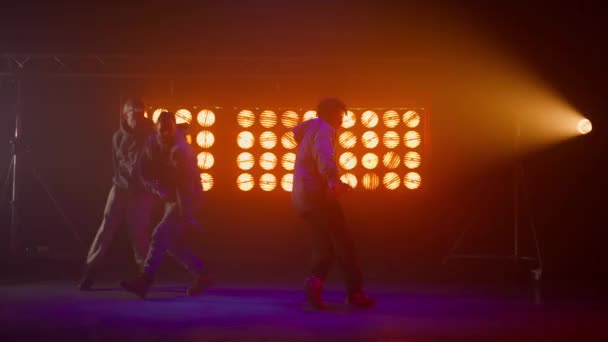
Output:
(237, 131), (255, 149)
(237, 173), (255, 191)
(404, 131), (421, 148)
(238, 110), (255, 128)
(237, 152), (255, 170)
(197, 109), (216, 127)
(259, 173), (277, 191)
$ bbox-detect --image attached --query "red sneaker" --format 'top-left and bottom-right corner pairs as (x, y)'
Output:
(347, 291), (375, 309)
(304, 276), (324, 310)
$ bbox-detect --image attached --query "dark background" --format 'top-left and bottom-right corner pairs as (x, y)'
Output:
(0, 2), (606, 293)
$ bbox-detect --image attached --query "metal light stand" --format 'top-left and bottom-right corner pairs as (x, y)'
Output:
(443, 124), (544, 303)
(1, 78), (85, 257)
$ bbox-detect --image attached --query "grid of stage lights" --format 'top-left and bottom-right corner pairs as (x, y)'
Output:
(148, 107), (216, 191)
(236, 109), (314, 192)
(337, 109), (423, 190)
(235, 108), (423, 192)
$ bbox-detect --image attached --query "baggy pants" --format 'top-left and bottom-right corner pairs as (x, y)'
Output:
(142, 202), (205, 278)
(86, 185), (155, 270)
(300, 200), (363, 294)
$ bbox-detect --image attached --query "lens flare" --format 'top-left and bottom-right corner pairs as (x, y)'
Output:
(200, 173), (214, 191)
(281, 153), (296, 171)
(237, 173), (255, 191)
(260, 110), (277, 128)
(281, 132), (297, 149)
(362, 153), (379, 170)
(340, 173), (358, 189)
(404, 131), (421, 148)
(361, 131), (379, 149)
(383, 110), (400, 128)
(339, 152), (357, 170)
(237, 152), (255, 170)
(259, 152), (278, 170)
(238, 110), (255, 128)
(362, 172), (380, 190)
(361, 110), (379, 128)
(197, 109), (216, 127)
(342, 111), (356, 129)
(339, 131), (357, 149)
(260, 173), (277, 191)
(577, 118), (592, 135)
(404, 172), (421, 189)
(196, 130), (215, 148)
(237, 131), (255, 149)
(282, 111), (299, 128)
(281, 173), (294, 192)
(383, 172), (401, 190)
(197, 152), (215, 170)
(259, 131), (277, 149)
(404, 151), (421, 169)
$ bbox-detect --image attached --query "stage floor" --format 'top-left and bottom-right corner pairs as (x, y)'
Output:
(1, 280), (606, 341)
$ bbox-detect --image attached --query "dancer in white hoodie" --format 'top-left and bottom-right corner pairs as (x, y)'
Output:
(292, 98), (374, 309)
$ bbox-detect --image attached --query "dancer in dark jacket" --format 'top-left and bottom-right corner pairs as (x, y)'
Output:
(79, 98), (156, 291)
(121, 111), (210, 298)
